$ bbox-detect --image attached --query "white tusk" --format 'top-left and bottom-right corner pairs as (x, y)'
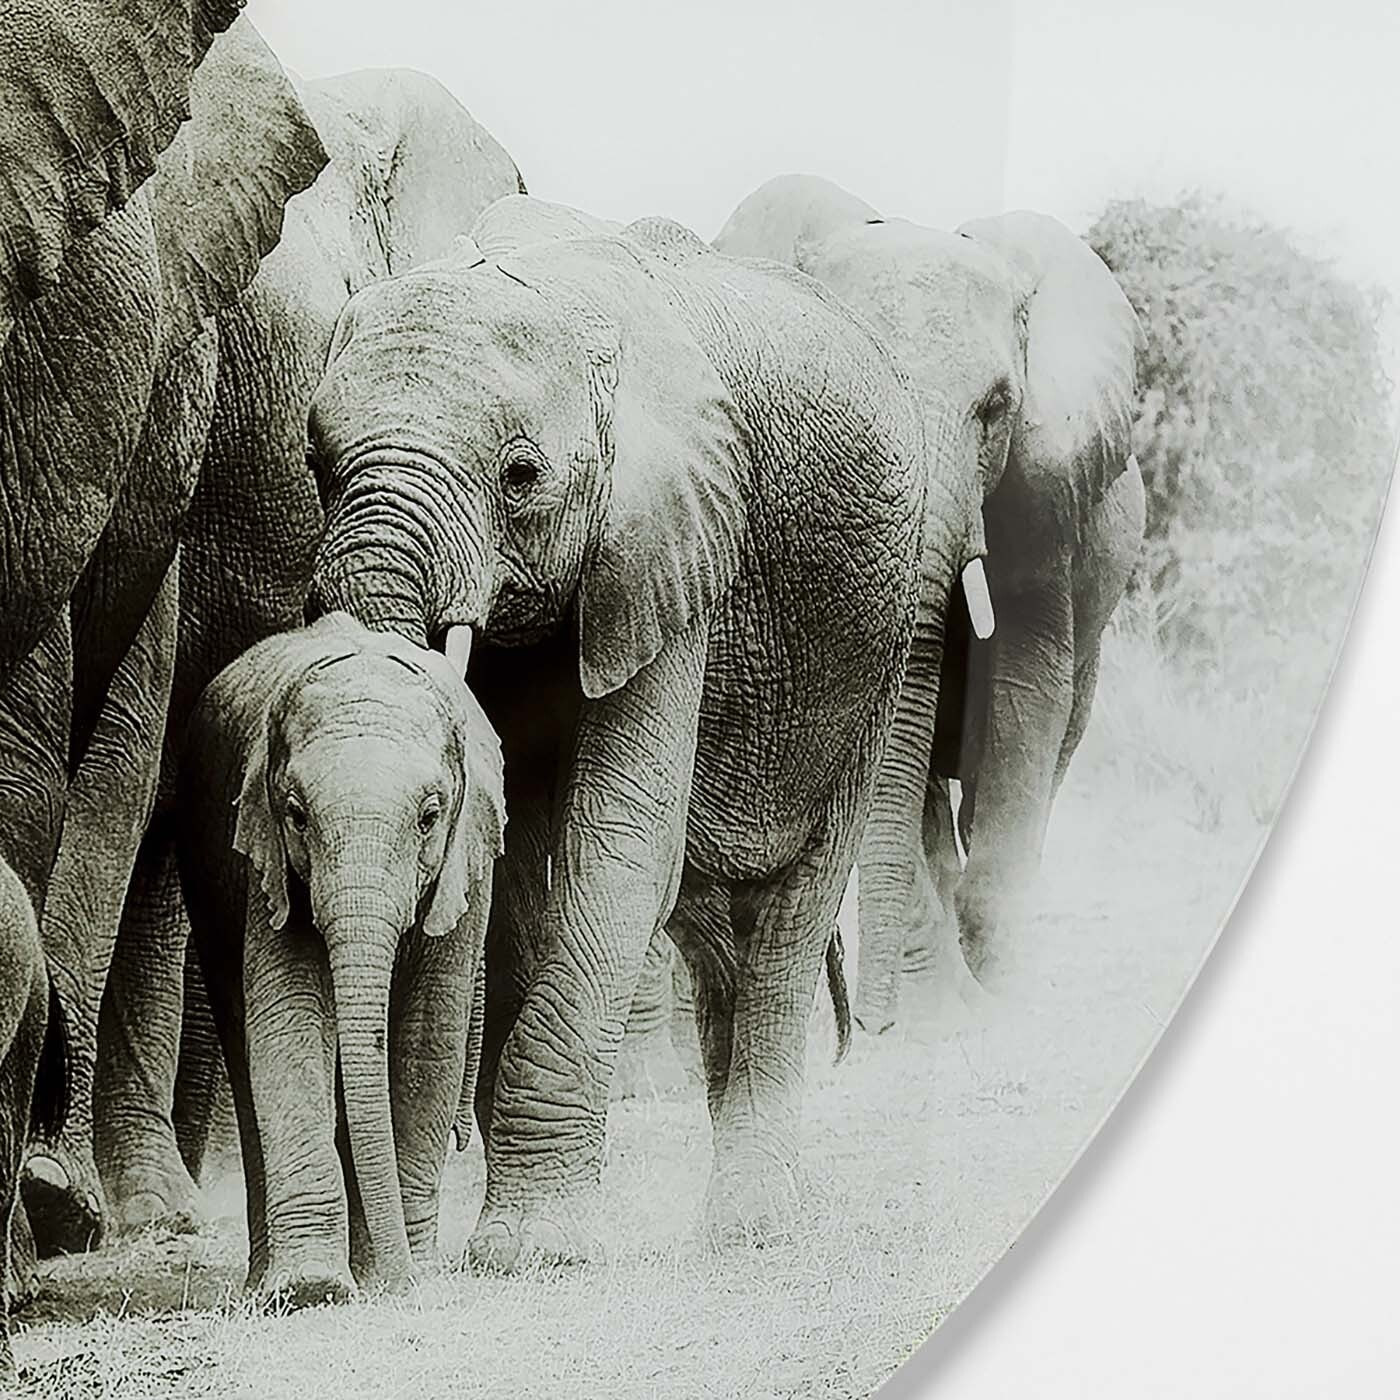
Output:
(962, 558), (995, 640)
(444, 624), (473, 676)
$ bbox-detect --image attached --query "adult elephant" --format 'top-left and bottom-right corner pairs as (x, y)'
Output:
(2, 9), (326, 1260)
(303, 195), (967, 1269)
(70, 70), (526, 1243)
(715, 175), (1144, 1027)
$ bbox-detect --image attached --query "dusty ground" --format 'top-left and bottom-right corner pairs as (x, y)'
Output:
(10, 707), (1265, 1399)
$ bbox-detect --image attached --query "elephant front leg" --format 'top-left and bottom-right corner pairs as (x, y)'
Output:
(956, 580), (1074, 983)
(27, 565), (177, 1253)
(388, 904), (482, 1268)
(468, 627), (706, 1274)
(92, 819), (199, 1234)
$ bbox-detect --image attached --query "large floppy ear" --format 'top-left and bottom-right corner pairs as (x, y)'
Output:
(150, 18), (327, 354)
(958, 211), (1143, 521)
(305, 68), (520, 277)
(0, 0), (249, 349)
(418, 659), (506, 940)
(498, 233), (749, 699)
(231, 711), (290, 931)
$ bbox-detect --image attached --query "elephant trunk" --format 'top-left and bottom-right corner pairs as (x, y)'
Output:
(307, 456), (493, 644)
(856, 416), (965, 1032)
(320, 892), (412, 1287)
(857, 596), (948, 1031)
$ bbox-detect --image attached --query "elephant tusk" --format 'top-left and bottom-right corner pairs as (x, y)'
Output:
(444, 624), (473, 676)
(962, 558), (995, 640)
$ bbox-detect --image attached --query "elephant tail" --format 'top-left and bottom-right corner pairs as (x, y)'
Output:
(30, 976), (68, 1139)
(826, 930), (852, 1064)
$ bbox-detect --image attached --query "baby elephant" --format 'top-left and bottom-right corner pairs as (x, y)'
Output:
(177, 613), (503, 1303)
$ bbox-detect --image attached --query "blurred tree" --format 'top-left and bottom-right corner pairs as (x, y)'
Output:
(1087, 194), (1395, 692)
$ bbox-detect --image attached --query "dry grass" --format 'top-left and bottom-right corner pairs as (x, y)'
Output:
(11, 661), (1271, 1400)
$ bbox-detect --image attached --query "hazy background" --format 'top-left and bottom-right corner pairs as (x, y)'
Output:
(249, 0), (1399, 306)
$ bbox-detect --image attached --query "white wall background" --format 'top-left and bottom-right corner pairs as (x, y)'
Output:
(244, 3), (1400, 1391)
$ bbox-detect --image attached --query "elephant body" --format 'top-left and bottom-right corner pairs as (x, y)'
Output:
(1, 8), (327, 1286)
(306, 196), (975, 1266)
(716, 176), (1145, 1024)
(58, 67), (526, 1245)
(177, 614), (503, 1300)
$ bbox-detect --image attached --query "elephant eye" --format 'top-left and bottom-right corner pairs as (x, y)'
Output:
(977, 385), (1010, 427)
(499, 442), (547, 505)
(285, 797), (309, 833)
(418, 799), (442, 835)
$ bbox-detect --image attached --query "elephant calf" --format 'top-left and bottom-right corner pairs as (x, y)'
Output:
(176, 613), (503, 1302)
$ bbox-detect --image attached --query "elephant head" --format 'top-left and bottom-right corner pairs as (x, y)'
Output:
(305, 196), (748, 701)
(230, 612), (504, 1282)
(718, 172), (1141, 569)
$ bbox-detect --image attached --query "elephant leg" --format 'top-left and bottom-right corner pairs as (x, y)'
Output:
(388, 912), (480, 1268)
(612, 928), (690, 1101)
(186, 894), (269, 1293)
(92, 815), (199, 1233)
(667, 947), (704, 1088)
(0, 973), (47, 1384)
(0, 859), (47, 1383)
(473, 794), (551, 1147)
(668, 867), (739, 1124)
(25, 564), (177, 1255)
(705, 808), (859, 1245)
(956, 577), (1075, 982)
(468, 624), (705, 1275)
(244, 913), (348, 1306)
(1052, 646), (1103, 799)
(896, 780), (985, 1019)
(172, 941), (226, 1184)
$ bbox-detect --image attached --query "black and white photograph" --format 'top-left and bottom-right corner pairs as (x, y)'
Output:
(0, 1), (1395, 1395)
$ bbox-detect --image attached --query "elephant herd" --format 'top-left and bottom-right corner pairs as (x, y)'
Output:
(0, 3), (1143, 1374)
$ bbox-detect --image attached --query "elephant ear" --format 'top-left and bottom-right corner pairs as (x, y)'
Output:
(408, 649), (505, 940)
(305, 68), (521, 276)
(150, 18), (327, 354)
(958, 210), (1143, 522)
(499, 233), (750, 699)
(232, 711), (290, 932)
(0, 0), (248, 349)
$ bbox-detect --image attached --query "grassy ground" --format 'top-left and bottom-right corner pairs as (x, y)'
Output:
(11, 635), (1269, 1399)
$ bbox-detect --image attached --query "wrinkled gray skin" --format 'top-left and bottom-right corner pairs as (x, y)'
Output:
(177, 614), (503, 1303)
(35, 67), (524, 1255)
(0, 7), (327, 1328)
(305, 195), (970, 1269)
(716, 175), (1145, 1026)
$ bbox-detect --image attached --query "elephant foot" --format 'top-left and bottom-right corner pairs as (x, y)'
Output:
(467, 1200), (601, 1274)
(610, 1024), (693, 1101)
(6, 1202), (39, 1315)
(257, 1259), (356, 1311)
(703, 1157), (801, 1249)
(22, 1135), (106, 1256)
(105, 1153), (201, 1237)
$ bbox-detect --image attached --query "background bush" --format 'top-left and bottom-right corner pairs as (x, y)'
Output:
(1078, 195), (1396, 823)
